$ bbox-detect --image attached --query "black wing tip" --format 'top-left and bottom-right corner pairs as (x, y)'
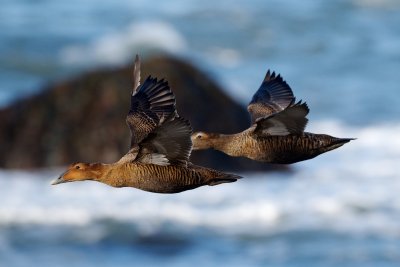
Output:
(141, 76), (170, 91)
(172, 116), (193, 133)
(261, 70), (293, 97)
(143, 75), (157, 84)
(160, 115), (193, 133)
(131, 75), (177, 121)
(139, 76), (175, 102)
(292, 100), (310, 114)
(264, 69), (284, 83)
(249, 69), (295, 113)
(141, 75), (169, 84)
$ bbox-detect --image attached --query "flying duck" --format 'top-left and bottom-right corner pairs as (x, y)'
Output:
(51, 55), (241, 193)
(191, 70), (354, 164)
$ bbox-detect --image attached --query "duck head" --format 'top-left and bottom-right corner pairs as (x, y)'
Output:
(191, 131), (220, 150)
(51, 162), (103, 185)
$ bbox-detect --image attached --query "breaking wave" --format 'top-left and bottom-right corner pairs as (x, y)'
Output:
(60, 20), (187, 65)
(0, 121), (399, 238)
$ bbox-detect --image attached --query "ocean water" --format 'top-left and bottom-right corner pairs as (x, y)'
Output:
(1, 0), (400, 266)
(1, 122), (400, 267)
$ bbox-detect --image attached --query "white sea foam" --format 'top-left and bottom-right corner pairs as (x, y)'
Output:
(0, 121), (399, 237)
(207, 47), (242, 68)
(60, 21), (187, 65)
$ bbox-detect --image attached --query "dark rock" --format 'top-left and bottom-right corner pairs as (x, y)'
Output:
(0, 55), (286, 172)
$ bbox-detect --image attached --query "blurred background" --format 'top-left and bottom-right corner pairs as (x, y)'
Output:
(1, 0), (400, 266)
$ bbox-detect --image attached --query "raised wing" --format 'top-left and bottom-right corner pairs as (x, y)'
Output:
(247, 70), (295, 124)
(137, 117), (193, 166)
(252, 101), (309, 136)
(126, 73), (177, 147)
(132, 54), (141, 93)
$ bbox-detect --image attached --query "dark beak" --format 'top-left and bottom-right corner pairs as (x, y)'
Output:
(51, 174), (66, 185)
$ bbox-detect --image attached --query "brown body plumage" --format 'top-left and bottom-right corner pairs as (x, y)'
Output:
(52, 55), (240, 193)
(191, 70), (354, 163)
(57, 162), (239, 193)
(194, 131), (352, 164)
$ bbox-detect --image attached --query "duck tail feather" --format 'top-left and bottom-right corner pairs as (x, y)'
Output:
(208, 173), (242, 186)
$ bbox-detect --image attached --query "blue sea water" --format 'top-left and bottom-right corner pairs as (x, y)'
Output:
(1, 0), (400, 266)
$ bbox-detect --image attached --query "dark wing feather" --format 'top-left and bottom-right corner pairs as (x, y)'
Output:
(126, 75), (177, 147)
(247, 70), (295, 124)
(137, 117), (193, 166)
(253, 101), (309, 136)
(132, 54), (141, 94)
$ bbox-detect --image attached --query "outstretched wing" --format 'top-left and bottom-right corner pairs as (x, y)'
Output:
(247, 70), (295, 124)
(132, 54), (141, 94)
(126, 56), (176, 147)
(126, 76), (176, 146)
(252, 101), (309, 136)
(136, 117), (193, 166)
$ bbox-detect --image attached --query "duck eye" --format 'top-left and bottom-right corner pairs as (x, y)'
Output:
(75, 165), (80, 169)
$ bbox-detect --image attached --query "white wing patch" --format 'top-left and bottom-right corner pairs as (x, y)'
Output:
(259, 119), (291, 136)
(138, 153), (170, 166)
(253, 102), (309, 136)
